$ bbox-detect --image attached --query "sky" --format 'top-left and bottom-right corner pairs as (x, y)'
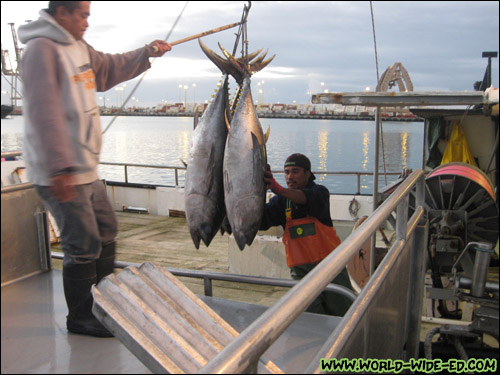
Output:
(2, 1), (499, 108)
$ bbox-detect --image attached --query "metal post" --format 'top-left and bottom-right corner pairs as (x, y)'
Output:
(404, 217), (428, 359)
(396, 195), (408, 240)
(204, 277), (213, 297)
(35, 210), (52, 271)
(471, 245), (494, 297)
(370, 107), (381, 275)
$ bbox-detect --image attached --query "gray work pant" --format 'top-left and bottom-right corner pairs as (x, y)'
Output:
(36, 179), (117, 267)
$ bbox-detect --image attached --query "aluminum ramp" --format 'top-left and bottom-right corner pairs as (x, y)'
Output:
(92, 262), (283, 374)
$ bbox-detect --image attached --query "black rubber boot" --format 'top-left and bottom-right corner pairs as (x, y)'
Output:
(96, 241), (116, 283)
(63, 262), (113, 337)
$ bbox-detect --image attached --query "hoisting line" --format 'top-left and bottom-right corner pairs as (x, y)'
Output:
(102, 1), (189, 135)
(100, 3), (240, 135)
(369, 1), (388, 186)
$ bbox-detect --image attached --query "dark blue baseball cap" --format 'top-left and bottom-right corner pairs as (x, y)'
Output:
(284, 153), (316, 180)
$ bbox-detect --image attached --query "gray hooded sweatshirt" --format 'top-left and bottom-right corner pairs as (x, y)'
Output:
(18, 10), (151, 185)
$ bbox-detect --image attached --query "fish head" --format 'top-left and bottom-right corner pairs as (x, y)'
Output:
(185, 194), (223, 248)
(228, 195), (264, 250)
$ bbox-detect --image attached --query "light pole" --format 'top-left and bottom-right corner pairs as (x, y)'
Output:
(184, 85), (188, 111)
(192, 83), (196, 105)
(121, 84), (126, 107)
(260, 80), (265, 103)
(115, 87), (123, 107)
(320, 82), (325, 112)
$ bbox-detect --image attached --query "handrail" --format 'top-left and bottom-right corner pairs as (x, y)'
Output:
(305, 205), (424, 372)
(50, 251), (357, 302)
(0, 150), (22, 159)
(99, 160), (400, 194)
(199, 169), (425, 374)
(1, 153), (403, 194)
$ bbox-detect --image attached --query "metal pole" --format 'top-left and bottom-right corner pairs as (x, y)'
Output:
(370, 107), (381, 276)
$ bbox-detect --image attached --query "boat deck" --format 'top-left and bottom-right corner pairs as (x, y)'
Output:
(51, 211), (292, 306)
(3, 212), (497, 373)
(1, 266), (339, 373)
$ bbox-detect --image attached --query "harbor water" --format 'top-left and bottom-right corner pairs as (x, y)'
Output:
(1, 115), (425, 194)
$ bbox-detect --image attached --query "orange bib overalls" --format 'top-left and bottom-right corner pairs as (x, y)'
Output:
(282, 199), (341, 267)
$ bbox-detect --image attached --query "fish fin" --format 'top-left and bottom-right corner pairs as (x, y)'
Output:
(231, 85), (242, 114)
(224, 108), (231, 132)
(199, 39), (242, 80)
(249, 49), (268, 66)
(199, 39), (229, 73)
(224, 170), (232, 194)
(264, 125), (270, 143)
(236, 48), (263, 64)
(250, 54), (276, 75)
(218, 43), (245, 83)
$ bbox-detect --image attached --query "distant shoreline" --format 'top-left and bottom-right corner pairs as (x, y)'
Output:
(5, 112), (423, 122)
(99, 112), (424, 122)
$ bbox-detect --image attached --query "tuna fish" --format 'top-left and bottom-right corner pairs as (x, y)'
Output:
(184, 73), (229, 249)
(192, 40), (275, 250)
(223, 75), (269, 250)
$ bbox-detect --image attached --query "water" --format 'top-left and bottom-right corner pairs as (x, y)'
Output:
(1, 115), (424, 194)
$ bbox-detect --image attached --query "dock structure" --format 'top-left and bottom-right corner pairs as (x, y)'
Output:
(99, 110), (422, 121)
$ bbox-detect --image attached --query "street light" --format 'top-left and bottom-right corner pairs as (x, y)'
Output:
(121, 84), (126, 107)
(320, 82), (325, 111)
(115, 87), (123, 107)
(192, 83), (196, 105)
(261, 80), (265, 103)
(184, 85), (188, 111)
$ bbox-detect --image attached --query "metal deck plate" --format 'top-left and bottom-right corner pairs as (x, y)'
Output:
(1, 270), (151, 374)
(93, 262), (341, 373)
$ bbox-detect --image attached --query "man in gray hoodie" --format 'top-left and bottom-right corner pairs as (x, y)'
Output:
(18, 1), (172, 337)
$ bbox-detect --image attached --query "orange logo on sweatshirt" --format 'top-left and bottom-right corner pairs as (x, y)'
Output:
(72, 69), (96, 90)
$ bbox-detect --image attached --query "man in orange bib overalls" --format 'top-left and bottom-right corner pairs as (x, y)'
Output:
(261, 153), (353, 316)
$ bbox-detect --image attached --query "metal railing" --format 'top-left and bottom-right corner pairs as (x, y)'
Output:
(2, 152), (402, 195)
(99, 161), (186, 187)
(50, 251), (357, 302)
(198, 169), (426, 373)
(99, 160), (400, 194)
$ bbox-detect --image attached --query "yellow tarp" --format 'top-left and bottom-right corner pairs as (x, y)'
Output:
(441, 122), (477, 166)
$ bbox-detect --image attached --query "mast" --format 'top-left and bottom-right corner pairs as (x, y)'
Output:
(1, 22), (23, 108)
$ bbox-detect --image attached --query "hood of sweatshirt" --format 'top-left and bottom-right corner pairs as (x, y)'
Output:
(18, 9), (75, 45)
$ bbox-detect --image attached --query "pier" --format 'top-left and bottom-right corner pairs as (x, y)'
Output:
(99, 110), (422, 122)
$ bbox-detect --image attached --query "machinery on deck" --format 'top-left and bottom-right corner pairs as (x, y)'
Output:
(419, 163), (499, 360)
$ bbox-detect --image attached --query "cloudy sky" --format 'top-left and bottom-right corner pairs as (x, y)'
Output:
(2, 1), (499, 107)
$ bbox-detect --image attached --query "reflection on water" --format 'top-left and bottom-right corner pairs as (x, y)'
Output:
(361, 132), (370, 171)
(317, 131), (328, 183)
(401, 131), (409, 170)
(2, 115), (424, 194)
